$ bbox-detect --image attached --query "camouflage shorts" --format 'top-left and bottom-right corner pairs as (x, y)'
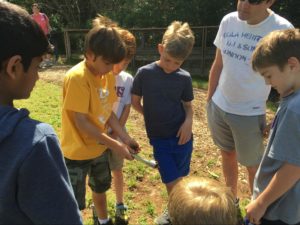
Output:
(64, 151), (111, 210)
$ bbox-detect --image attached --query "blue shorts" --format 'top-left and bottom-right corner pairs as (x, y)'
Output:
(150, 136), (193, 184)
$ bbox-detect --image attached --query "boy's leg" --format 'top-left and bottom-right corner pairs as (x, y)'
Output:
(64, 158), (91, 210)
(112, 169), (124, 204)
(165, 177), (181, 195)
(228, 113), (265, 194)
(246, 165), (259, 194)
(151, 137), (193, 225)
(109, 149), (125, 204)
(221, 150), (238, 198)
(207, 100), (265, 196)
(89, 151), (112, 224)
(109, 149), (128, 224)
(92, 192), (108, 219)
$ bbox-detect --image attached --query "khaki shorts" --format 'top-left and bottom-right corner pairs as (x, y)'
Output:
(64, 151), (111, 210)
(207, 100), (265, 166)
(108, 148), (124, 171)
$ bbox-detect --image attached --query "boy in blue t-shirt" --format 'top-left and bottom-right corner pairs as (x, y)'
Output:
(131, 21), (195, 225)
(246, 29), (300, 225)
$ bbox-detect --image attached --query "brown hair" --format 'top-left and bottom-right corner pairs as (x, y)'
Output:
(84, 15), (126, 64)
(252, 28), (300, 71)
(168, 177), (237, 225)
(92, 15), (136, 60)
(117, 28), (136, 60)
(161, 21), (195, 60)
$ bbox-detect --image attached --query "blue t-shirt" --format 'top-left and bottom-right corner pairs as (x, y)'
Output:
(131, 62), (194, 139)
(253, 90), (300, 224)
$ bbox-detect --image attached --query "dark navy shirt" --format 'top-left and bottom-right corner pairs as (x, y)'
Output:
(131, 62), (194, 138)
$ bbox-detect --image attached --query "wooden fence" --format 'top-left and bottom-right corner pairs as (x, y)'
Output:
(63, 26), (219, 76)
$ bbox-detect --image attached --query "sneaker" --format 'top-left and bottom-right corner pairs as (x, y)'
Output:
(91, 204), (114, 225)
(115, 203), (128, 225)
(154, 208), (172, 225)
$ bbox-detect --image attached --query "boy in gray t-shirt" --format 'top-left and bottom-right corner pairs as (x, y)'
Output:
(246, 29), (300, 225)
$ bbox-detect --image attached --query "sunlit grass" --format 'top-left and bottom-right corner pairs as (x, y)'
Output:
(14, 80), (62, 135)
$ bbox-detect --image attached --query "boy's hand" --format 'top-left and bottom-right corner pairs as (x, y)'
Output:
(127, 139), (141, 154)
(245, 199), (267, 225)
(114, 142), (134, 160)
(177, 119), (192, 145)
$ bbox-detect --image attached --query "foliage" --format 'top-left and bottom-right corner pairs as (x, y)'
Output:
(8, 0), (299, 31)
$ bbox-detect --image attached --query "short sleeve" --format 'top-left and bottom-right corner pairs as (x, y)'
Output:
(63, 75), (89, 114)
(131, 69), (142, 96)
(181, 75), (194, 102)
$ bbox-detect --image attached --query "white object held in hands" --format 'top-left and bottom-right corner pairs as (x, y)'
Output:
(131, 154), (158, 168)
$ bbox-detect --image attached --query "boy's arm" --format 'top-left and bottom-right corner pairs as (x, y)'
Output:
(177, 101), (193, 145)
(118, 104), (131, 128)
(110, 105), (130, 139)
(131, 94), (144, 115)
(207, 48), (223, 102)
(246, 163), (300, 224)
(107, 112), (137, 147)
(73, 111), (134, 159)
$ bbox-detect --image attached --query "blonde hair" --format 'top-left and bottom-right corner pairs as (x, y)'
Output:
(161, 21), (195, 60)
(168, 177), (237, 225)
(252, 28), (300, 71)
(92, 15), (136, 60)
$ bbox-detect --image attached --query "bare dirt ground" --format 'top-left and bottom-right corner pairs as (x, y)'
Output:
(40, 66), (274, 225)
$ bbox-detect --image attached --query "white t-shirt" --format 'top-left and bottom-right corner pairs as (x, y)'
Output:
(212, 11), (293, 116)
(113, 71), (133, 119)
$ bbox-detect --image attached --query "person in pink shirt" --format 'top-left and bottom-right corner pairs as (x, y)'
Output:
(32, 3), (51, 37)
(32, 3), (53, 68)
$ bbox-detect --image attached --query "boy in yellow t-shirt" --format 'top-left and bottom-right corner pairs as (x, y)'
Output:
(61, 15), (139, 225)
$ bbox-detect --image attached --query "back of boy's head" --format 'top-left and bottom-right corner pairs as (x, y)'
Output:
(168, 177), (237, 225)
(0, 1), (49, 72)
(161, 21), (195, 60)
(252, 28), (300, 71)
(117, 28), (136, 61)
(84, 15), (126, 64)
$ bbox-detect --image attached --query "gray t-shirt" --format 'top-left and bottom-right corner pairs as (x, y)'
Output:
(131, 62), (194, 139)
(253, 90), (300, 224)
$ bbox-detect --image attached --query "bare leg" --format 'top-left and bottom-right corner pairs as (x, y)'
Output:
(246, 165), (259, 194)
(221, 150), (238, 198)
(92, 191), (107, 220)
(112, 169), (124, 204)
(165, 177), (182, 195)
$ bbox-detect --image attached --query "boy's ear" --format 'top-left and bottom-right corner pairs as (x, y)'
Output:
(287, 57), (300, 71)
(266, 0), (275, 8)
(6, 55), (23, 79)
(158, 44), (164, 55)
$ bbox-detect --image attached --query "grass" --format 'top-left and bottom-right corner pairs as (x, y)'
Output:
(14, 80), (62, 134)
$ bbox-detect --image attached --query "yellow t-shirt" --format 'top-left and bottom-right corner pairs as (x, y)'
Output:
(61, 61), (117, 160)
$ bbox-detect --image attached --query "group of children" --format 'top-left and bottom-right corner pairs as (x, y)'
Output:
(0, 1), (300, 225)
